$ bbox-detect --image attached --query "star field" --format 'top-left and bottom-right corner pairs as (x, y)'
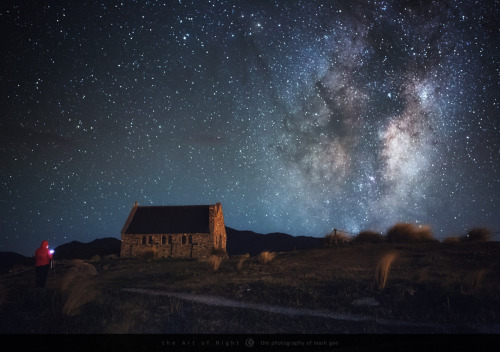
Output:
(1, 0), (498, 256)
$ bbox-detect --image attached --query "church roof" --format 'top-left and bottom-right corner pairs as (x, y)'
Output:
(122, 204), (210, 234)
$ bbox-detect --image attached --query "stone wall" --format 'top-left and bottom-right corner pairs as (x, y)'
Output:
(120, 202), (227, 259)
(210, 202), (227, 251)
(120, 233), (213, 259)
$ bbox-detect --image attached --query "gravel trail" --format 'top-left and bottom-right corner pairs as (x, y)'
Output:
(122, 288), (451, 332)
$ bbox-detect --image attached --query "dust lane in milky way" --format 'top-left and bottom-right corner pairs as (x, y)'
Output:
(1, 0), (498, 256)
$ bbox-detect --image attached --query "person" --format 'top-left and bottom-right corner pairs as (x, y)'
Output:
(35, 240), (53, 288)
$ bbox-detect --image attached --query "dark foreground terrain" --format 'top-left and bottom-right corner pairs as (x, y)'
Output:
(1, 240), (499, 337)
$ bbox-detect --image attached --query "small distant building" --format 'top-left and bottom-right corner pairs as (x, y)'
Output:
(120, 202), (227, 259)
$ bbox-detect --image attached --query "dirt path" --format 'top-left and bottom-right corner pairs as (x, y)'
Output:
(122, 288), (452, 332)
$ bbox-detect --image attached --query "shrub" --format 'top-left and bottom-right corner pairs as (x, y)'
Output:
(353, 231), (384, 243)
(207, 255), (222, 271)
(466, 228), (491, 242)
(136, 247), (158, 260)
(375, 251), (398, 290)
(89, 255), (101, 262)
(258, 251), (276, 264)
(386, 223), (435, 242)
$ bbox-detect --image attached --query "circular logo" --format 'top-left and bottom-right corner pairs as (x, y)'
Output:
(245, 338), (255, 348)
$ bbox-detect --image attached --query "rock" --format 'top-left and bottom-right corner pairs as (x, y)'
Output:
(236, 284), (251, 298)
(67, 260), (98, 276)
(351, 297), (379, 307)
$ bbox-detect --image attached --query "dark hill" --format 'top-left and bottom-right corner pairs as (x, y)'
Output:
(53, 238), (121, 260)
(0, 229), (322, 270)
(51, 230), (323, 258)
(0, 252), (34, 273)
(225, 227), (322, 256)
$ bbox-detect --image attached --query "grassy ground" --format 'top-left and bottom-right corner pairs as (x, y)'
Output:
(1, 241), (499, 333)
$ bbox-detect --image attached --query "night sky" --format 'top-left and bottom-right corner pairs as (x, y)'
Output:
(1, 0), (498, 256)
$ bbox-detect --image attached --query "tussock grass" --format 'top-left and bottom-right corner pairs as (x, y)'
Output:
(61, 280), (98, 316)
(59, 260), (99, 316)
(258, 251), (276, 264)
(375, 251), (398, 290)
(237, 253), (250, 271)
(386, 223), (435, 242)
(207, 255), (222, 271)
(461, 269), (488, 295)
(167, 297), (184, 315)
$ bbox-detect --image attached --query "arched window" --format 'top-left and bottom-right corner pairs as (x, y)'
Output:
(188, 235), (193, 244)
(142, 236), (146, 245)
(148, 236), (153, 245)
(182, 235), (186, 244)
(162, 236), (166, 245)
(168, 236), (172, 244)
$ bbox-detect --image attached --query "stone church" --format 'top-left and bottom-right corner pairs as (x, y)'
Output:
(120, 202), (227, 259)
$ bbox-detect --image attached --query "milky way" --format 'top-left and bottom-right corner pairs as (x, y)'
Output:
(1, 0), (498, 255)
